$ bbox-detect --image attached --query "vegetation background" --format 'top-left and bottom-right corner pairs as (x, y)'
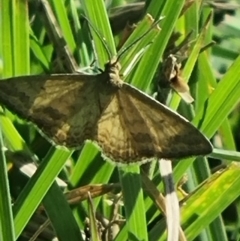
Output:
(0, 0), (240, 241)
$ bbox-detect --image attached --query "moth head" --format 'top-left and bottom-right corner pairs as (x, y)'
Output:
(104, 57), (121, 74)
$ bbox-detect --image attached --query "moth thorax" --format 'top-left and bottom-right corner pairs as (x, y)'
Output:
(105, 58), (123, 87)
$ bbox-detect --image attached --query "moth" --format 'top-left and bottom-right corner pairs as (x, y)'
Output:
(0, 57), (212, 164)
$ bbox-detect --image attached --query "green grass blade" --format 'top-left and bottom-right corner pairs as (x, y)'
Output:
(182, 163), (240, 240)
(13, 148), (72, 238)
(81, 0), (116, 67)
(0, 131), (15, 241)
(43, 182), (84, 241)
(119, 166), (148, 241)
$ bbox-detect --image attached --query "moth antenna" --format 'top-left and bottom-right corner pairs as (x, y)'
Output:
(115, 16), (164, 63)
(82, 15), (112, 61)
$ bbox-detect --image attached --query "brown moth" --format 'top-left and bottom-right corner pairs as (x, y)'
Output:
(0, 57), (212, 164)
